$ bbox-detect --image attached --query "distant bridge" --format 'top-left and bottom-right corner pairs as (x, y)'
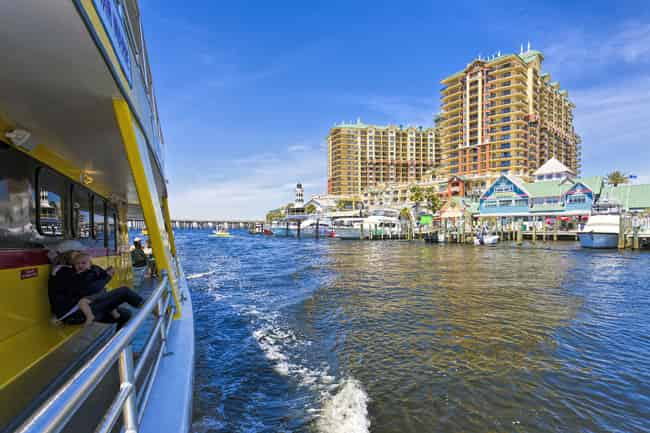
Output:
(128, 219), (264, 230)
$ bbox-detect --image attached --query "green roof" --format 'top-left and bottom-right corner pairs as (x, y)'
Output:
(530, 203), (565, 213)
(523, 180), (570, 198)
(518, 50), (543, 64)
(574, 176), (603, 195)
(445, 196), (478, 213)
(601, 184), (650, 210)
(520, 176), (603, 198)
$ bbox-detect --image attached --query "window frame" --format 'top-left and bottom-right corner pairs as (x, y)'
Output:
(93, 194), (107, 246)
(35, 167), (67, 238)
(70, 184), (94, 240)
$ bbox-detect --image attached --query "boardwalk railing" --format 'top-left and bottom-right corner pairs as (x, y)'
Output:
(16, 272), (175, 433)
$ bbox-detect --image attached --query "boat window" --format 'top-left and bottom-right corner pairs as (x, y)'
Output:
(93, 195), (106, 247)
(36, 167), (66, 237)
(1, 144), (38, 247)
(107, 207), (118, 252)
(71, 185), (92, 241)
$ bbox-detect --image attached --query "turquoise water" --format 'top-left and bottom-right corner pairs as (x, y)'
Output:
(177, 229), (650, 433)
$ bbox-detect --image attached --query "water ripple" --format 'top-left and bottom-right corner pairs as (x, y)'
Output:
(175, 230), (650, 433)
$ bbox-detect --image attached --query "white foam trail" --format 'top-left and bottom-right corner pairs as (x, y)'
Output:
(317, 378), (370, 433)
(245, 307), (371, 432)
(187, 270), (218, 280)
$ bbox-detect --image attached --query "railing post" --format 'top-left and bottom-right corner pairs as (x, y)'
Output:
(119, 346), (138, 433)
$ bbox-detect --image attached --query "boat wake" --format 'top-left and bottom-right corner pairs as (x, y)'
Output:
(186, 270), (218, 280)
(317, 378), (370, 433)
(247, 308), (370, 432)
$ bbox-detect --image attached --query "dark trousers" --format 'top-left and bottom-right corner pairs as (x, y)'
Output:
(64, 287), (144, 330)
(92, 287), (144, 330)
(90, 287), (143, 315)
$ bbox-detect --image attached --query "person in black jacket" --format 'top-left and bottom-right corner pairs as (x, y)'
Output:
(49, 252), (144, 330)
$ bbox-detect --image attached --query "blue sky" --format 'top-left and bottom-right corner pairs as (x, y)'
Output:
(141, 1), (650, 219)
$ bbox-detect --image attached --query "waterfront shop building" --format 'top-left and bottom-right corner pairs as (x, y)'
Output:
(327, 119), (437, 195)
(598, 184), (650, 214)
(478, 159), (602, 228)
(439, 196), (479, 231)
(438, 45), (581, 190)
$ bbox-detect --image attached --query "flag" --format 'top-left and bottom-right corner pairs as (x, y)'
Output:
(629, 174), (638, 179)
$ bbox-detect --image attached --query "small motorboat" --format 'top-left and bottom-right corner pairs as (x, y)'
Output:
(249, 223), (265, 235)
(210, 228), (232, 238)
(578, 214), (619, 248)
(473, 233), (499, 245)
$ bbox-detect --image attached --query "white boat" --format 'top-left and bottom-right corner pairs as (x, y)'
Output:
(298, 217), (333, 237)
(578, 214), (620, 248)
(270, 218), (332, 237)
(332, 217), (366, 239)
(362, 209), (402, 238)
(473, 234), (499, 245)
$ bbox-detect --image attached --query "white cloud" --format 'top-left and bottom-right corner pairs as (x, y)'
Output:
(539, 21), (650, 179)
(572, 75), (650, 178)
(168, 147), (327, 220)
(287, 144), (307, 153)
(543, 21), (650, 80)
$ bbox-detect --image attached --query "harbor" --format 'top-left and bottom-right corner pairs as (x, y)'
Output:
(182, 228), (650, 433)
(1, 1), (649, 433)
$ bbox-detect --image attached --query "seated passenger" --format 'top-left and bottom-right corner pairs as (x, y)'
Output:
(49, 252), (145, 331)
(70, 252), (119, 326)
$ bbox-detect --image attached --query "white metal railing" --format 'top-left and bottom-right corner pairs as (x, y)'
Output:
(16, 272), (174, 433)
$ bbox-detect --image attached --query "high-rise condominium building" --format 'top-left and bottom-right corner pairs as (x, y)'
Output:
(327, 120), (437, 195)
(439, 47), (581, 183)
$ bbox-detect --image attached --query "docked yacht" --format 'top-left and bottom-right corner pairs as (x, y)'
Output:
(270, 218), (333, 238)
(362, 209), (402, 238)
(0, 2), (193, 433)
(578, 214), (620, 249)
(298, 217), (333, 238)
(332, 218), (366, 239)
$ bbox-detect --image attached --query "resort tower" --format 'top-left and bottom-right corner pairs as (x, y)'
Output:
(327, 120), (437, 195)
(439, 46), (581, 188)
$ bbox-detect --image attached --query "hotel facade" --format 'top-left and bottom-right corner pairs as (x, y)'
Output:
(439, 48), (581, 189)
(327, 120), (437, 195)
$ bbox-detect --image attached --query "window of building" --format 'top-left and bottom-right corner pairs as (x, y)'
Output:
(484, 200), (497, 207)
(71, 185), (92, 241)
(567, 194), (586, 204)
(36, 168), (66, 237)
(514, 199), (528, 207)
(497, 199), (513, 207)
(495, 183), (513, 193)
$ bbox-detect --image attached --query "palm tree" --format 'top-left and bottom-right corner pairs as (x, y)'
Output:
(409, 186), (424, 204)
(304, 204), (317, 214)
(424, 188), (442, 214)
(399, 207), (412, 221)
(607, 170), (629, 186)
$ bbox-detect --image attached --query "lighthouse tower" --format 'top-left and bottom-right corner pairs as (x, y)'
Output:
(294, 183), (304, 207)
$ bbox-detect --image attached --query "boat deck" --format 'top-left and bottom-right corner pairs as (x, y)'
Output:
(1, 277), (159, 433)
